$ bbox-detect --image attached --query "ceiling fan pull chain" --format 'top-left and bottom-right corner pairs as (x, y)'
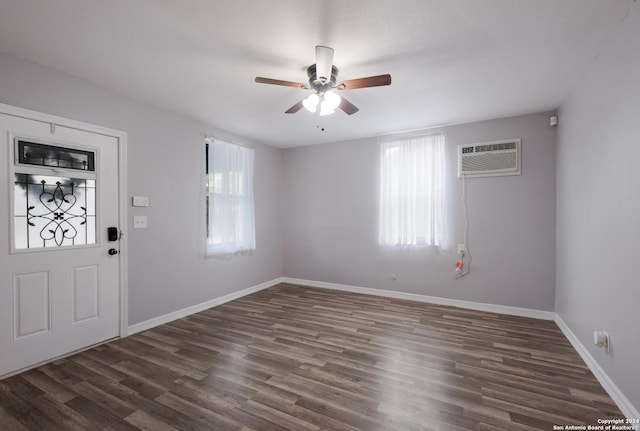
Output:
(316, 110), (326, 132)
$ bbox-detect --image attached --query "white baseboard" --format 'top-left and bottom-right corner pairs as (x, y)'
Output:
(281, 277), (556, 320)
(555, 314), (639, 420)
(127, 277), (284, 336)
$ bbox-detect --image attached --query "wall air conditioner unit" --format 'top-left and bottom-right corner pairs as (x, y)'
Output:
(457, 138), (521, 178)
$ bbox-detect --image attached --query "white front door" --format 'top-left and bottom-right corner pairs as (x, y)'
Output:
(0, 111), (120, 377)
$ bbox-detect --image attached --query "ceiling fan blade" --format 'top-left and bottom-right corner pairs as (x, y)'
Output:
(285, 100), (304, 114)
(255, 77), (306, 88)
(337, 74), (392, 90)
(338, 97), (359, 115)
(315, 45), (334, 84)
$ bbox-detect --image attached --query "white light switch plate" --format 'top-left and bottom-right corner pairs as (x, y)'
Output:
(133, 215), (147, 229)
(132, 196), (149, 207)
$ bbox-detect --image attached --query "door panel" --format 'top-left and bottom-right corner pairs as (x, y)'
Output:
(13, 271), (50, 338)
(72, 265), (99, 323)
(0, 113), (120, 377)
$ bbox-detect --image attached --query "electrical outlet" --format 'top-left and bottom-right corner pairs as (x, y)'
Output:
(133, 215), (147, 229)
(457, 244), (465, 255)
(593, 331), (610, 352)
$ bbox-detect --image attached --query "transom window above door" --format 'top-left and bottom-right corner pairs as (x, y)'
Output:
(17, 139), (95, 171)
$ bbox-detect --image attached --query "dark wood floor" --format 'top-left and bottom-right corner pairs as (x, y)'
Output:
(0, 283), (623, 431)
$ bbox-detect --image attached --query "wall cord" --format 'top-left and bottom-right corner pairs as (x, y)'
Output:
(455, 174), (472, 279)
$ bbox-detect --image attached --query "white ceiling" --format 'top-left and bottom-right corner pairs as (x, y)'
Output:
(0, 0), (633, 148)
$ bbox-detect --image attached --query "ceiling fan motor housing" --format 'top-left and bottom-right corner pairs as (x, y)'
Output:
(307, 64), (339, 92)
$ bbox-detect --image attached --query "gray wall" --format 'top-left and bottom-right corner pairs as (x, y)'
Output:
(283, 111), (556, 310)
(556, 2), (640, 411)
(0, 52), (284, 325)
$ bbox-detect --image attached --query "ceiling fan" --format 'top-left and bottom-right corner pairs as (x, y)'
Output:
(255, 46), (391, 116)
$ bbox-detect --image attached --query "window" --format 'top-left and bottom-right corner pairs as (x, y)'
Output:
(205, 139), (255, 256)
(14, 174), (96, 249)
(13, 139), (97, 250)
(378, 134), (446, 247)
(17, 140), (95, 171)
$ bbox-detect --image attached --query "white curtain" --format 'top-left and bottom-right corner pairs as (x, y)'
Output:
(206, 139), (255, 256)
(379, 134), (446, 247)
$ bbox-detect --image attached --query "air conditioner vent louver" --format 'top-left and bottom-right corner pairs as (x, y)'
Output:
(458, 139), (521, 178)
(461, 151), (517, 172)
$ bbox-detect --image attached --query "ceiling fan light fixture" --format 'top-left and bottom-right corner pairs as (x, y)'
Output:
(319, 104), (335, 116)
(303, 93), (320, 112)
(303, 91), (341, 115)
(323, 90), (341, 110)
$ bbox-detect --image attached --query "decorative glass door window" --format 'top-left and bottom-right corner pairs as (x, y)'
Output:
(13, 139), (97, 250)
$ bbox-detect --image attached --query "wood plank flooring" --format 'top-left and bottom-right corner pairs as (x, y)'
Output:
(0, 283), (624, 430)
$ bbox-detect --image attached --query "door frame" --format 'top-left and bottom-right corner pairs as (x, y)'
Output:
(1, 102), (129, 338)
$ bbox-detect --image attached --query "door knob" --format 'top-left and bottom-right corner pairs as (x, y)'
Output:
(108, 248), (119, 256)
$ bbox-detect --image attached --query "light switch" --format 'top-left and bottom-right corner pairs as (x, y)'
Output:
(133, 215), (147, 229)
(132, 196), (149, 207)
